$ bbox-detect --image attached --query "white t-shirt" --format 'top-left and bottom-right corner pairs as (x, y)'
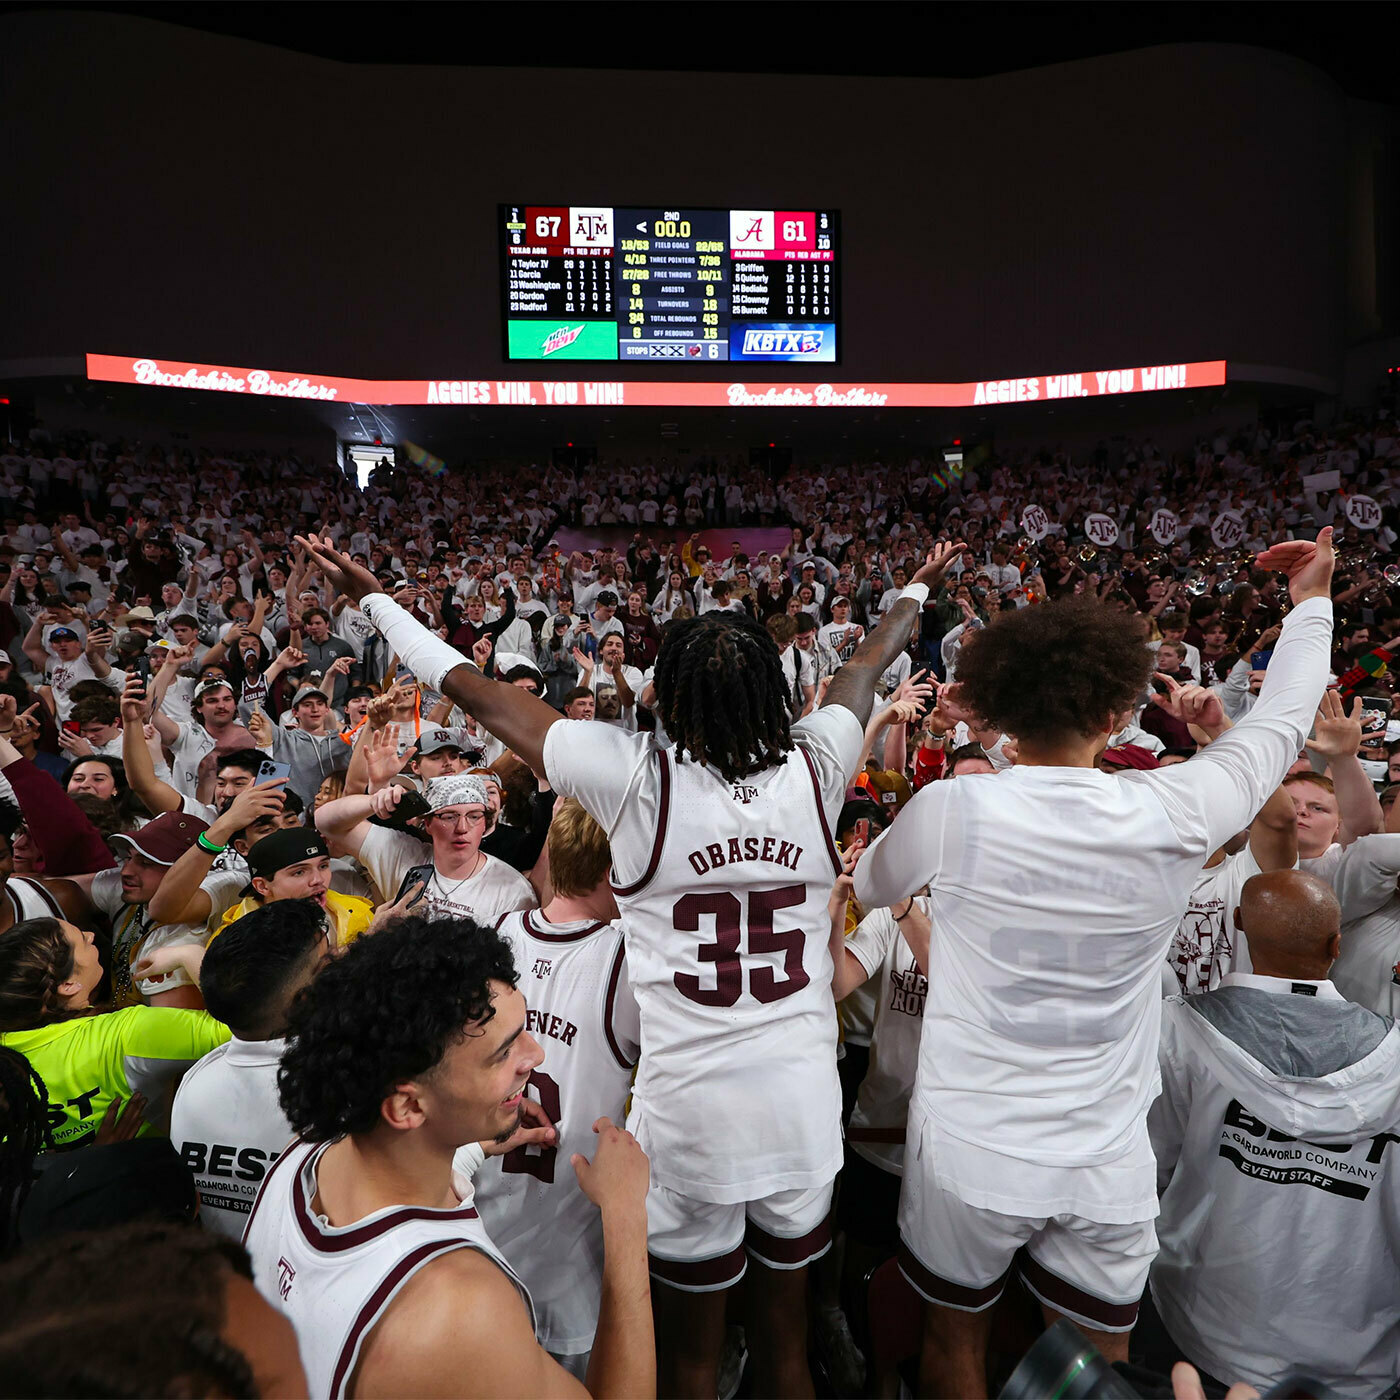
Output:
(170, 1037), (294, 1240)
(168, 722), (217, 799)
(89, 866), (243, 1001)
(579, 663), (646, 731)
(1305, 837), (1400, 1017)
(778, 644), (817, 718)
(819, 621), (865, 664)
(845, 899), (930, 1176)
(853, 596), (1333, 1219)
(46, 655), (122, 721)
(1165, 847), (1263, 995)
(334, 603), (379, 662)
(356, 824), (536, 923)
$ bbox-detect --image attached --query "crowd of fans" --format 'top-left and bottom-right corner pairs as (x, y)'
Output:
(0, 407), (1398, 1400)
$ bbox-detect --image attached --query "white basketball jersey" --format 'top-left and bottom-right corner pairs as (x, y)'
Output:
(630, 743), (847, 1200)
(474, 910), (640, 1356)
(244, 1138), (534, 1399)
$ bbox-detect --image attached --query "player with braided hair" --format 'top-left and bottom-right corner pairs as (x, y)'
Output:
(299, 532), (961, 1396)
(0, 1044), (53, 1252)
(651, 610), (794, 780)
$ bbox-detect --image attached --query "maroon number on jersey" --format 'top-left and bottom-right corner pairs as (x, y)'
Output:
(500, 1070), (562, 1183)
(672, 884), (809, 1007)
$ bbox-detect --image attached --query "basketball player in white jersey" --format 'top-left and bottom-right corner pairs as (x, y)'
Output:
(475, 798), (641, 1378)
(854, 530), (1335, 1397)
(296, 531), (960, 1397)
(243, 912), (653, 1399)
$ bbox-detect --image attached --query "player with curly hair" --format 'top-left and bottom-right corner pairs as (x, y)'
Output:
(243, 912), (654, 1400)
(295, 530), (962, 1398)
(854, 530), (1337, 1397)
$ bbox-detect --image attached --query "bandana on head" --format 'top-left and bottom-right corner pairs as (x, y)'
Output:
(425, 774), (490, 812)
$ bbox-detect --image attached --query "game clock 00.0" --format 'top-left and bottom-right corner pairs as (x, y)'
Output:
(500, 205), (840, 364)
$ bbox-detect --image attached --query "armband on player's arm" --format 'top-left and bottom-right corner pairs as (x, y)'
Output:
(361, 595), (478, 694)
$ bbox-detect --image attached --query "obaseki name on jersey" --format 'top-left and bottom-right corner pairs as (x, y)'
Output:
(688, 835), (804, 875)
(741, 329), (824, 356)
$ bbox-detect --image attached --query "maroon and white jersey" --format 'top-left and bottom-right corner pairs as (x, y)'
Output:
(244, 1138), (534, 1399)
(474, 910), (639, 1357)
(543, 705), (864, 1203)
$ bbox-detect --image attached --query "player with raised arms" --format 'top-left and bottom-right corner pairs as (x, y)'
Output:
(854, 529), (1336, 1397)
(296, 531), (960, 1399)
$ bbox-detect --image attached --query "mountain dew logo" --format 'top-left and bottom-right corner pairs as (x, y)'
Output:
(542, 324), (585, 356)
(508, 319), (617, 361)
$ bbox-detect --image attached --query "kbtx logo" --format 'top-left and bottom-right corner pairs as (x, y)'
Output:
(741, 330), (825, 356)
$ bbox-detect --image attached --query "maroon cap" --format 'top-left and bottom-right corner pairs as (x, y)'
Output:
(110, 810), (211, 866)
(1100, 743), (1161, 771)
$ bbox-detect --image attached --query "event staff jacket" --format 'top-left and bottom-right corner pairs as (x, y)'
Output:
(1, 1007), (230, 1147)
(1148, 974), (1400, 1397)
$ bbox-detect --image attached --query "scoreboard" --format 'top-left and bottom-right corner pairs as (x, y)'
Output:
(500, 205), (839, 363)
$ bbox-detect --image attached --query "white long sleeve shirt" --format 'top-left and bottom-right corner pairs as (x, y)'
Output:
(854, 597), (1333, 1216)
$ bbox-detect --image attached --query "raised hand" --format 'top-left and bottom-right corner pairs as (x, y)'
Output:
(222, 777), (288, 829)
(884, 698), (921, 727)
(246, 707), (275, 747)
(370, 783), (406, 820)
(366, 686), (399, 730)
(120, 673), (148, 724)
(828, 839), (865, 913)
(911, 540), (965, 591)
(56, 728), (94, 757)
(472, 635), (493, 669)
(275, 646), (306, 670)
(1256, 525), (1335, 605)
(935, 682), (976, 726)
(1151, 673), (1227, 737)
(326, 654), (353, 678)
(365, 876), (430, 935)
(571, 645), (593, 671)
(293, 533), (384, 605)
(365, 723), (404, 789)
(1304, 689), (1364, 763)
(8, 703), (42, 744)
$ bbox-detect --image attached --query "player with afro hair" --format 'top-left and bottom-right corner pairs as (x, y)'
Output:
(951, 596), (1155, 753)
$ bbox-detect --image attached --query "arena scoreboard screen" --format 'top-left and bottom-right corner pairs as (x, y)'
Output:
(500, 205), (840, 363)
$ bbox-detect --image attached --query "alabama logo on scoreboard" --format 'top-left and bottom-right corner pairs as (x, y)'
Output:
(730, 322), (837, 363)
